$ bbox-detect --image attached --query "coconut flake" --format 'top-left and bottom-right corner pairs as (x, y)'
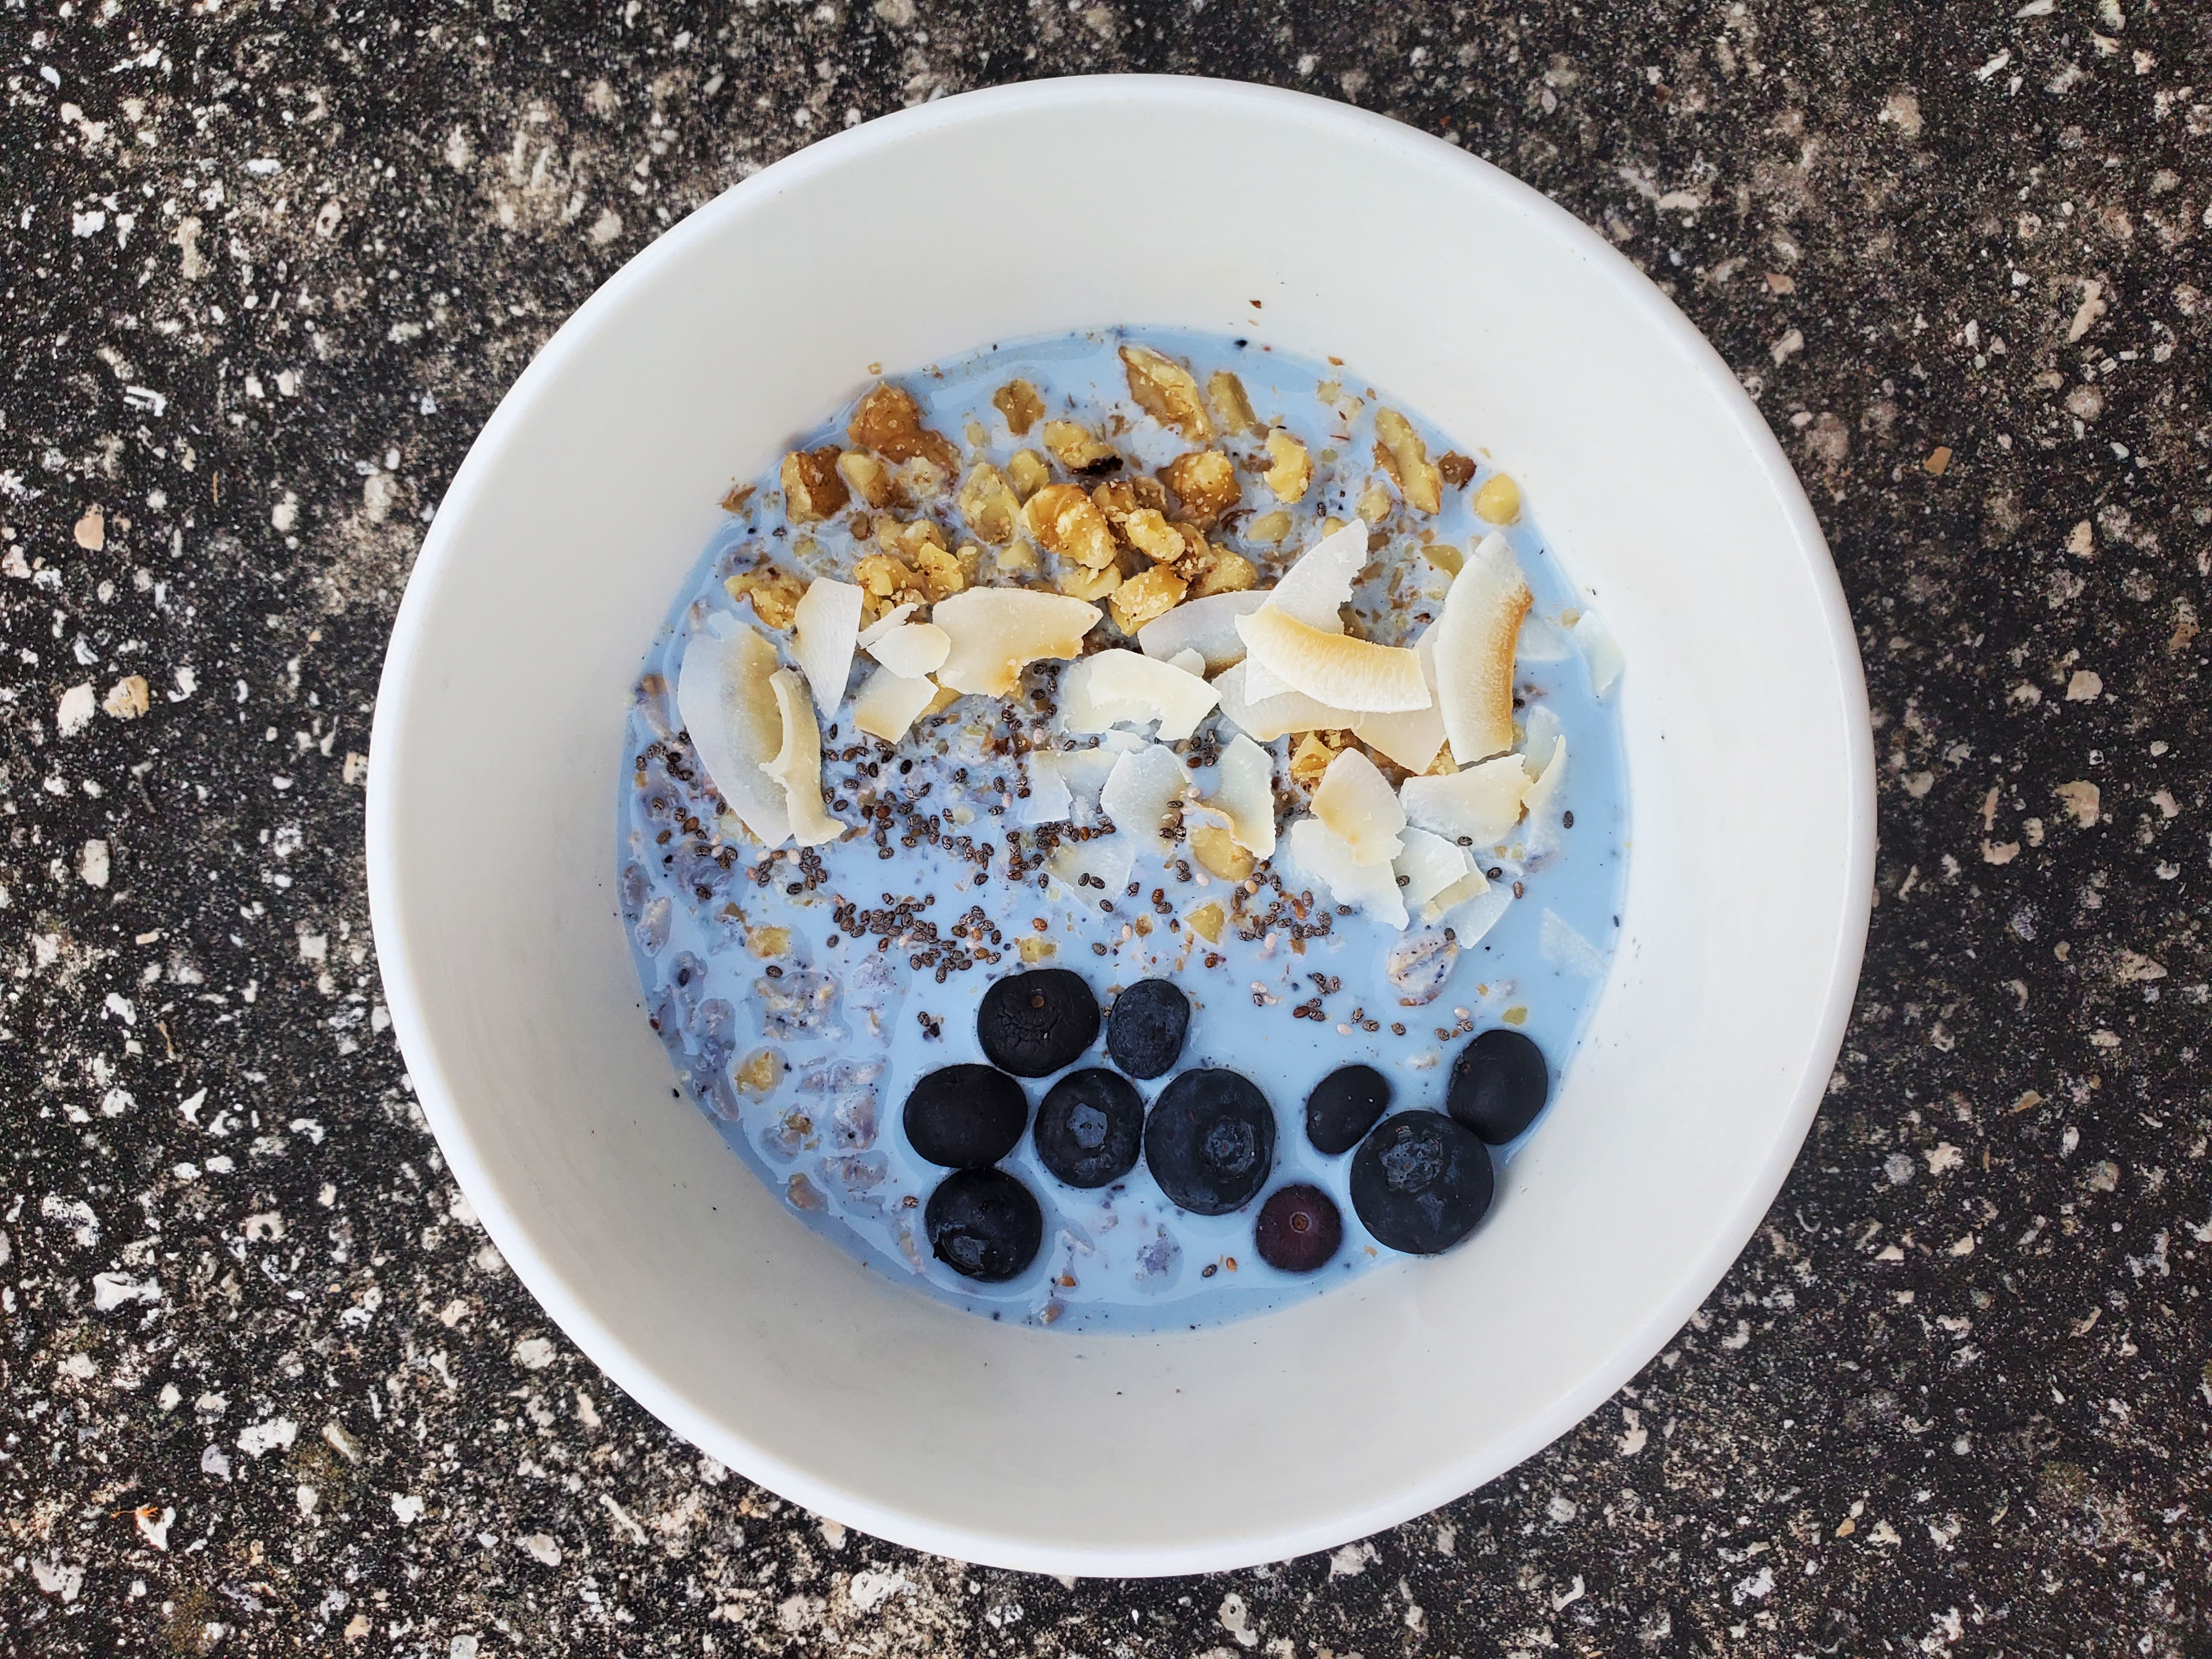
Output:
(762, 668), (844, 845)
(1236, 605), (1429, 714)
(855, 602), (919, 649)
(1396, 826), (1481, 921)
(1355, 625), (1448, 772)
(1049, 830), (1135, 895)
(1540, 908), (1609, 977)
(1060, 650), (1220, 742)
(1448, 879), (1514, 947)
(1138, 590), (1269, 673)
(1098, 742), (1191, 855)
(676, 615), (792, 847)
(1520, 735), (1570, 859)
(1516, 611), (1575, 663)
(791, 578), (864, 718)
(1285, 816), (1407, 929)
(1520, 703), (1565, 772)
(1211, 662), (1358, 743)
(866, 620), (951, 679)
(1204, 733), (1278, 856)
(850, 665), (940, 744)
(1311, 748), (1406, 865)
(1572, 608), (1624, 698)
(1019, 758), (1075, 826)
(933, 588), (1102, 697)
(1239, 517), (1368, 698)
(1040, 738), (1136, 827)
(1432, 532), (1532, 764)
(1168, 647), (1207, 679)
(1399, 752), (1536, 848)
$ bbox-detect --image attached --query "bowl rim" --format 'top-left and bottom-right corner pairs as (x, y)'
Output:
(368, 71), (1874, 1574)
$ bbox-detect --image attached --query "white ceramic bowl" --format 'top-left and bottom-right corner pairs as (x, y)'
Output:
(369, 76), (1872, 1577)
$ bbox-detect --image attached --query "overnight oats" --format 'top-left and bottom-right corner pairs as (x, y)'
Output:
(616, 328), (1627, 1331)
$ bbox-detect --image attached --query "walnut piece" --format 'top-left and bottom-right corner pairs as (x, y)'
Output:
(1357, 479), (1393, 524)
(897, 455), (952, 500)
(992, 379), (1045, 437)
(1042, 420), (1123, 476)
(1123, 507), (1184, 564)
(1473, 471), (1522, 525)
(1437, 450), (1476, 489)
(1120, 343), (1211, 441)
(913, 541), (969, 602)
(836, 450), (903, 510)
(1373, 408), (1443, 514)
(1057, 561), (1121, 602)
(1288, 730), (1353, 787)
(848, 383), (962, 473)
(995, 539), (1042, 578)
(780, 446), (849, 522)
(1207, 370), (1260, 437)
(725, 562), (807, 630)
(852, 552), (922, 603)
(1006, 449), (1051, 501)
(1246, 509), (1293, 545)
(1088, 475), (1170, 531)
(956, 463), (1021, 545)
(1161, 449), (1240, 523)
(1171, 527), (1257, 598)
(1262, 429), (1312, 504)
(1024, 483), (1120, 570)
(1187, 819), (1254, 882)
(1108, 562), (1188, 634)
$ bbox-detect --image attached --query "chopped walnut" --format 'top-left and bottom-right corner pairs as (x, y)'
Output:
(955, 463), (1021, 545)
(848, 383), (962, 473)
(1186, 900), (1226, 943)
(1245, 509), (1293, 545)
(780, 446), (849, 522)
(1057, 561), (1122, 602)
(1288, 730), (1352, 787)
(1373, 408), (1443, 514)
(876, 516), (947, 564)
(1109, 562), (1188, 633)
(1207, 370), (1260, 437)
(1042, 420), (1123, 476)
(1437, 450), (1476, 489)
(1161, 449), (1240, 523)
(720, 482), (757, 514)
(992, 379), (1046, 436)
(898, 454), (953, 500)
(1262, 429), (1312, 504)
(913, 541), (969, 602)
(1357, 479), (1394, 524)
(836, 449), (903, 511)
(995, 539), (1042, 578)
(1006, 449), (1051, 501)
(1122, 507), (1185, 564)
(1187, 819), (1254, 882)
(1473, 471), (1522, 525)
(1189, 550), (1257, 597)
(1024, 482), (1120, 569)
(853, 552), (922, 600)
(1120, 343), (1211, 441)
(725, 562), (806, 630)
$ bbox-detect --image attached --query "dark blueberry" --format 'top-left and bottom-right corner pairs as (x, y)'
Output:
(1304, 1063), (1392, 1155)
(1105, 978), (1190, 1079)
(977, 968), (1101, 1077)
(1349, 1111), (1494, 1255)
(1143, 1069), (1275, 1216)
(1445, 1029), (1550, 1144)
(924, 1168), (1043, 1282)
(1033, 1068), (1145, 1188)
(1254, 1183), (1343, 1273)
(902, 1064), (1028, 1169)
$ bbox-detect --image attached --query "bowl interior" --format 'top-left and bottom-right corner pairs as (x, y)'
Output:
(369, 77), (1870, 1576)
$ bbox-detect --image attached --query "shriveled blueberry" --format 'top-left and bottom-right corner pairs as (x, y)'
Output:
(1143, 1068), (1274, 1216)
(1304, 1063), (1391, 1155)
(1105, 978), (1189, 1080)
(925, 1167), (1043, 1282)
(1349, 1111), (1494, 1255)
(1254, 1183), (1343, 1273)
(1445, 1028), (1550, 1144)
(903, 1064), (1028, 1169)
(1033, 1068), (1145, 1189)
(977, 968), (1100, 1077)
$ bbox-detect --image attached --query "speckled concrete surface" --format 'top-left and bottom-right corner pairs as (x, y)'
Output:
(4, 3), (2208, 1654)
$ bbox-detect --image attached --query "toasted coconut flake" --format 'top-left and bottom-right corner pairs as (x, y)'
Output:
(1396, 827), (1482, 922)
(1206, 733), (1278, 856)
(763, 668), (844, 846)
(676, 617), (793, 847)
(1432, 531), (1531, 764)
(1237, 606), (1429, 714)
(1211, 662), (1358, 743)
(866, 620), (951, 679)
(1572, 608), (1625, 698)
(932, 588), (1102, 697)
(1238, 517), (1369, 698)
(1098, 742), (1191, 856)
(1400, 752), (1536, 848)
(1286, 817), (1407, 929)
(1062, 649), (1220, 742)
(855, 601), (919, 649)
(851, 665), (940, 744)
(790, 577), (864, 718)
(1520, 736), (1570, 859)
(1139, 590), (1268, 673)
(1312, 748), (1407, 866)
(1355, 625), (1448, 772)
(1120, 343), (1211, 441)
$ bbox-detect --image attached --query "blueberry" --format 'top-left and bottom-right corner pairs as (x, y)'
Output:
(1105, 978), (1189, 1080)
(1032, 1068), (1145, 1188)
(977, 968), (1100, 1077)
(1253, 1183), (1343, 1273)
(1444, 1029), (1550, 1144)
(1143, 1068), (1275, 1216)
(1304, 1063), (1391, 1155)
(924, 1167), (1043, 1282)
(902, 1064), (1028, 1169)
(1348, 1111), (1494, 1255)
